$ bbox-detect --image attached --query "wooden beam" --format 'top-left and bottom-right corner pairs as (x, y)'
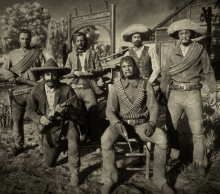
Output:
(110, 4), (116, 56)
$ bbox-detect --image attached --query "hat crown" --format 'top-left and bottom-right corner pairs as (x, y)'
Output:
(44, 58), (59, 68)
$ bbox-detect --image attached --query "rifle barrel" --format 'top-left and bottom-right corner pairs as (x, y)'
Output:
(99, 47), (130, 61)
(60, 95), (76, 107)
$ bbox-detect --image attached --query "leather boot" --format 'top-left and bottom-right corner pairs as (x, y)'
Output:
(70, 170), (79, 187)
(10, 146), (23, 156)
(101, 184), (111, 194)
(161, 183), (175, 194)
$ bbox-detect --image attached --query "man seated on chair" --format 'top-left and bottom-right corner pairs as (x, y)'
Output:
(26, 58), (83, 192)
(101, 56), (174, 194)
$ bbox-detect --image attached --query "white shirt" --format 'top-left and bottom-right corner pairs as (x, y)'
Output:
(45, 84), (56, 111)
(124, 45), (161, 83)
(79, 52), (86, 72)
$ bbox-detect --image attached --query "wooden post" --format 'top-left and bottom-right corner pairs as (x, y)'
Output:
(110, 4), (116, 57)
(103, 1), (109, 10)
(72, 7), (78, 16)
(86, 4), (92, 14)
(145, 142), (151, 179)
(207, 7), (212, 57)
(202, 7), (212, 57)
(67, 13), (72, 52)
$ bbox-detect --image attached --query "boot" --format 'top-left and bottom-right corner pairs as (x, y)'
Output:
(10, 146), (23, 156)
(161, 183), (175, 194)
(70, 171), (79, 187)
(101, 184), (111, 194)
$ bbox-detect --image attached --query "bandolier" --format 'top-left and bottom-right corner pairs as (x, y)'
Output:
(114, 77), (148, 119)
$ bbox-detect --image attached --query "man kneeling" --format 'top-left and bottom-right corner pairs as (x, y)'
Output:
(26, 58), (83, 191)
(101, 56), (174, 194)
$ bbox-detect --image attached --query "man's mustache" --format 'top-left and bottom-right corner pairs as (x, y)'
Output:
(45, 79), (55, 83)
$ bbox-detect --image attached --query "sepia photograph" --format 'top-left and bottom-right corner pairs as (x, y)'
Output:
(0, 0), (220, 193)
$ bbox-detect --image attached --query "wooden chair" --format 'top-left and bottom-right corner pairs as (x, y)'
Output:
(114, 139), (152, 179)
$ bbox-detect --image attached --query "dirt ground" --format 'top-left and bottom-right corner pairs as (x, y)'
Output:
(0, 82), (220, 194)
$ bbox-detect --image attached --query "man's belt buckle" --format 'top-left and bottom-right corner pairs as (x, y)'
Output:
(127, 120), (135, 125)
(179, 84), (187, 91)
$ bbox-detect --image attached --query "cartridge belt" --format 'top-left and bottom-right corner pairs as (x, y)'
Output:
(170, 84), (202, 91)
(123, 118), (147, 126)
(71, 84), (91, 89)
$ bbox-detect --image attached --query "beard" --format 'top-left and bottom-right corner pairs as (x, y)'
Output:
(76, 44), (87, 52)
(133, 40), (142, 48)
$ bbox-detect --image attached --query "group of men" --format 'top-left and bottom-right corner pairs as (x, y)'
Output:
(0, 18), (218, 194)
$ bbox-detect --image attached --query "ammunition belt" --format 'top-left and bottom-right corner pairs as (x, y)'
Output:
(114, 78), (147, 115)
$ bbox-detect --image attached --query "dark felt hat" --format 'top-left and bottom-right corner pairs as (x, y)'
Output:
(31, 58), (71, 76)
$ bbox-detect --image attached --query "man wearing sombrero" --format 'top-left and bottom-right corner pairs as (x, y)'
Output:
(122, 24), (161, 84)
(26, 58), (84, 192)
(160, 19), (218, 177)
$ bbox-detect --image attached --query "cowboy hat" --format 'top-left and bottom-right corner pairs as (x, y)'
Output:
(167, 19), (204, 39)
(31, 58), (71, 76)
(121, 24), (152, 42)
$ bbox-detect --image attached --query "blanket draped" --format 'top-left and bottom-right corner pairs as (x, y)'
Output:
(10, 49), (41, 75)
(169, 42), (203, 76)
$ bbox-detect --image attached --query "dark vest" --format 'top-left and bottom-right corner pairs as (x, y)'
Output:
(129, 46), (152, 78)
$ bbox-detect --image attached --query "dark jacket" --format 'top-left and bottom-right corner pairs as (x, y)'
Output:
(26, 81), (84, 126)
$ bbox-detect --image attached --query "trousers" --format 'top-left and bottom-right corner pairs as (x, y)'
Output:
(74, 88), (100, 141)
(166, 90), (207, 166)
(38, 120), (80, 186)
(101, 123), (168, 191)
(11, 92), (30, 148)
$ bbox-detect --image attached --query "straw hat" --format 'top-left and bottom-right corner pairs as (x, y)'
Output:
(167, 19), (204, 39)
(121, 24), (152, 42)
(31, 58), (71, 76)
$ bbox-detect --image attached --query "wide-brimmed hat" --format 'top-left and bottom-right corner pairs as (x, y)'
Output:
(31, 58), (71, 76)
(167, 19), (204, 39)
(121, 24), (152, 42)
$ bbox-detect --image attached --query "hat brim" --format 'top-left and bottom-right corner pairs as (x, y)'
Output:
(167, 19), (204, 39)
(122, 24), (152, 42)
(31, 67), (71, 76)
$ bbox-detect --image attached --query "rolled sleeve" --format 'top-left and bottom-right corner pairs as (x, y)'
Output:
(148, 47), (161, 83)
(160, 49), (171, 93)
(202, 50), (218, 93)
(0, 53), (15, 80)
(106, 85), (121, 127)
(146, 82), (158, 124)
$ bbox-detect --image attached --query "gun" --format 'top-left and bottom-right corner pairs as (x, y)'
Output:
(119, 125), (133, 153)
(39, 95), (76, 133)
(16, 77), (37, 86)
(47, 95), (76, 120)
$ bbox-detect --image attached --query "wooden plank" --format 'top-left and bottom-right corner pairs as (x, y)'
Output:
(71, 11), (110, 21)
(72, 17), (110, 26)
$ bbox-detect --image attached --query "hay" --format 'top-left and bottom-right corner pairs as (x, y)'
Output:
(0, 90), (12, 131)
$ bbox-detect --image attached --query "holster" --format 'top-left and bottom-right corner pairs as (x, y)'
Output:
(165, 80), (173, 100)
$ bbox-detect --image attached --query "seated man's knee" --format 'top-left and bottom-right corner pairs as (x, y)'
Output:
(101, 127), (114, 150)
(155, 128), (168, 150)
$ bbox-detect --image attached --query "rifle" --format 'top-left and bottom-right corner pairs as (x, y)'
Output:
(46, 95), (77, 120)
(16, 77), (37, 86)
